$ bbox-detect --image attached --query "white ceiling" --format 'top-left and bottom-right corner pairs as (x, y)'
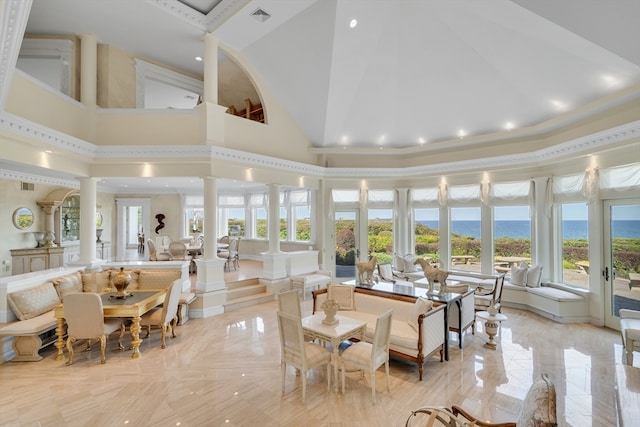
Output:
(18, 0), (640, 191)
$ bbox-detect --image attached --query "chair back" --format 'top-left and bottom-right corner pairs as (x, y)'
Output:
(494, 274), (505, 306)
(277, 311), (306, 365)
(64, 293), (105, 339)
(161, 280), (183, 324)
(168, 241), (188, 260)
(278, 290), (302, 317)
(228, 238), (239, 257)
(372, 309), (393, 361)
(378, 263), (394, 282)
(147, 239), (158, 260)
(219, 235), (230, 244)
(516, 373), (557, 426)
(162, 236), (171, 246)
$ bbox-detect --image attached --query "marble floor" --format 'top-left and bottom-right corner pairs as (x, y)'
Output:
(0, 262), (637, 426)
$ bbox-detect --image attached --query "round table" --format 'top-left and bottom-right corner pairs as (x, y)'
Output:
(476, 311), (507, 349)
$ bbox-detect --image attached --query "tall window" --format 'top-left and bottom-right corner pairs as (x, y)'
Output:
(494, 206), (531, 272)
(218, 195), (245, 237)
(184, 195), (204, 238)
(249, 193), (267, 239)
(560, 203), (589, 288)
(414, 208), (440, 261)
(450, 207), (481, 271)
(367, 190), (394, 264)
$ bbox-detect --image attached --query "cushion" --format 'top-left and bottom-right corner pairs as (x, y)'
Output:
(53, 272), (83, 301)
(327, 284), (356, 310)
(378, 263), (394, 282)
(7, 282), (61, 321)
(403, 254), (418, 273)
(510, 265), (528, 287)
(408, 297), (433, 331)
(81, 270), (112, 293)
(138, 269), (182, 289)
(394, 254), (405, 272)
(526, 265), (543, 288)
(444, 284), (469, 294)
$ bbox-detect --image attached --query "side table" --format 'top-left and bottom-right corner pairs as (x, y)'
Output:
(476, 311), (507, 349)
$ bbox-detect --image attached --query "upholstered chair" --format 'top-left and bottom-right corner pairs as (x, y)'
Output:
(139, 279), (182, 348)
(147, 239), (170, 261)
(327, 284), (356, 311)
(63, 293), (124, 365)
(474, 274), (505, 312)
(340, 309), (393, 404)
(168, 241), (192, 261)
(277, 311), (331, 402)
(453, 373), (557, 426)
(620, 309), (640, 365)
(220, 238), (239, 271)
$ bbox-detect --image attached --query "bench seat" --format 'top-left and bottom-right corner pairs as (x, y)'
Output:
(502, 282), (589, 323)
(0, 311), (58, 361)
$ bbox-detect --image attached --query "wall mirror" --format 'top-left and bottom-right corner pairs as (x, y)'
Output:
(96, 210), (103, 227)
(13, 207), (34, 230)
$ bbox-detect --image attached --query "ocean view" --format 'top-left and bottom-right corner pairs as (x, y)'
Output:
(417, 220), (640, 240)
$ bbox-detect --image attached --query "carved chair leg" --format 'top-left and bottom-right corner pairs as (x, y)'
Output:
(65, 337), (77, 366)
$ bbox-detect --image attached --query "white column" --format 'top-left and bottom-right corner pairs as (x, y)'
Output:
(396, 188), (409, 254)
(78, 33), (97, 106)
(202, 176), (219, 259)
(79, 177), (98, 265)
(268, 184), (281, 254)
(532, 177), (552, 281)
(202, 33), (218, 104)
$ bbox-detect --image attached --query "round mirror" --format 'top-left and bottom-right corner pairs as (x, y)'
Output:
(13, 207), (34, 230)
(96, 211), (103, 227)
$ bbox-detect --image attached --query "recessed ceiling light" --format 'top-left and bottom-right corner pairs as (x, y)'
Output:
(504, 122), (514, 131)
(418, 137), (426, 145)
(602, 74), (621, 87)
(551, 99), (568, 111)
(195, 56), (202, 62)
(349, 19), (358, 28)
(44, 150), (52, 153)
(457, 129), (466, 139)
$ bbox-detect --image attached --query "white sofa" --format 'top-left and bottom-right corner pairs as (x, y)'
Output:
(313, 286), (446, 381)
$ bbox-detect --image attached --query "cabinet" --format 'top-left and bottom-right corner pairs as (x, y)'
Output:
(59, 194), (80, 243)
(10, 247), (65, 275)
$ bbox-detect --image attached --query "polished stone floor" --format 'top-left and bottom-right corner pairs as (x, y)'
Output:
(0, 262), (636, 426)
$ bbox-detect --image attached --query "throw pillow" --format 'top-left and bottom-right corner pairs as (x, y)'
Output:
(394, 254), (405, 272)
(526, 265), (543, 288)
(7, 282), (61, 320)
(378, 263), (394, 282)
(81, 270), (112, 293)
(403, 254), (418, 273)
(510, 265), (528, 286)
(408, 297), (433, 331)
(138, 270), (181, 289)
(53, 272), (83, 301)
(327, 284), (356, 310)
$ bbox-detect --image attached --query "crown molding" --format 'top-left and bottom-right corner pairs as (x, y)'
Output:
(148, 0), (250, 32)
(0, 0), (31, 110)
(0, 168), (79, 189)
(1, 111), (638, 182)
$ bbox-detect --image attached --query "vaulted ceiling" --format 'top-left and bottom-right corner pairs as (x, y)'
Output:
(24, 0), (640, 151)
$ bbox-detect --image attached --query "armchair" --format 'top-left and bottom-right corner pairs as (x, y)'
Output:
(620, 309), (640, 365)
(406, 373), (557, 427)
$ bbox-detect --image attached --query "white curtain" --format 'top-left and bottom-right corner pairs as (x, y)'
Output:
(600, 163), (640, 190)
(368, 189), (394, 203)
(331, 189), (359, 203)
(583, 168), (600, 203)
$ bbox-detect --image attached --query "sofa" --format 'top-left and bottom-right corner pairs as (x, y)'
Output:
(312, 286), (446, 381)
(0, 263), (189, 363)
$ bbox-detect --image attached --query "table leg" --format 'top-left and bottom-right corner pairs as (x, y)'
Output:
(443, 303), (450, 361)
(332, 340), (340, 392)
(456, 300), (462, 348)
(55, 317), (66, 360)
(130, 315), (142, 358)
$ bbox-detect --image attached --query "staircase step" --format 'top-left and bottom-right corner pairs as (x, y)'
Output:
(226, 278), (260, 290)
(227, 283), (266, 300)
(224, 292), (274, 312)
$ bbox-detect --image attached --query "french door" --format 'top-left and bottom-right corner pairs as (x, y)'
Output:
(334, 210), (359, 279)
(604, 199), (640, 329)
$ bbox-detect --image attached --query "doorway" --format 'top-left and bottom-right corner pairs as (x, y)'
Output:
(335, 210), (359, 279)
(115, 198), (151, 261)
(604, 199), (640, 329)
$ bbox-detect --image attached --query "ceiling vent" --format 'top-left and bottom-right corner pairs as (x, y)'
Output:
(250, 8), (270, 23)
(21, 182), (34, 191)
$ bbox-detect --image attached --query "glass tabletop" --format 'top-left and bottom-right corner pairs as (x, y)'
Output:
(101, 291), (160, 306)
(341, 279), (461, 302)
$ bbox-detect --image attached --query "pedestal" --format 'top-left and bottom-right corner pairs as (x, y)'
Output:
(476, 311), (507, 349)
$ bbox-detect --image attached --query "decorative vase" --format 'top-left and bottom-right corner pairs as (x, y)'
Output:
(111, 267), (132, 299)
(487, 304), (499, 316)
(96, 228), (103, 243)
(32, 231), (45, 248)
(43, 231), (56, 247)
(321, 299), (340, 326)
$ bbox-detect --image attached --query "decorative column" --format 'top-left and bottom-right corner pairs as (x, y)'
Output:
(202, 33), (218, 104)
(78, 33), (97, 106)
(35, 203), (59, 247)
(396, 188), (409, 254)
(192, 176), (227, 319)
(78, 177), (98, 268)
(261, 184), (288, 292)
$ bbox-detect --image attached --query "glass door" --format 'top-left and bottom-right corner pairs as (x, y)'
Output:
(335, 210), (359, 280)
(604, 200), (640, 329)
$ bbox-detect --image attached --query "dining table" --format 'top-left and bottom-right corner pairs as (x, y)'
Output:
(301, 313), (366, 392)
(54, 289), (166, 360)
